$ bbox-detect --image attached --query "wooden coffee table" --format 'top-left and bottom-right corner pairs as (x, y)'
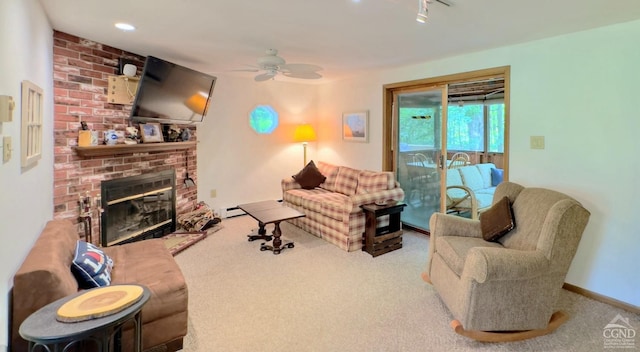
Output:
(238, 200), (305, 255)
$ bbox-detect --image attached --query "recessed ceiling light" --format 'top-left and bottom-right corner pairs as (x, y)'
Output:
(115, 23), (136, 31)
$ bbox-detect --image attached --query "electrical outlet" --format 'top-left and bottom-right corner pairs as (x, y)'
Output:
(3, 136), (12, 162)
(210, 189), (217, 198)
(530, 136), (545, 150)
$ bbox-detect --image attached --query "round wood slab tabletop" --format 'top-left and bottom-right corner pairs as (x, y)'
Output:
(56, 285), (144, 323)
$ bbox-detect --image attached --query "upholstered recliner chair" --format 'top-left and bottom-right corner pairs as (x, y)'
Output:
(423, 181), (590, 341)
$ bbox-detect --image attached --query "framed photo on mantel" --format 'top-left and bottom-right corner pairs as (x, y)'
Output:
(140, 123), (164, 143)
(342, 111), (369, 143)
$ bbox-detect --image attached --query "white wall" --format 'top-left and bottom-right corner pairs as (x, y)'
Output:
(0, 0), (54, 349)
(315, 20), (640, 307)
(197, 75), (319, 213)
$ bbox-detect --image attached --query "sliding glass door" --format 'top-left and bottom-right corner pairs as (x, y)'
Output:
(383, 66), (510, 233)
(394, 87), (446, 230)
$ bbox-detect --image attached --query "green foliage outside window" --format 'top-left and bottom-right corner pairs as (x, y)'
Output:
(398, 103), (504, 153)
(487, 104), (505, 153)
(398, 107), (436, 150)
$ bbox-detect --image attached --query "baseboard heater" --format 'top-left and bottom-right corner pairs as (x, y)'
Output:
(222, 207), (246, 218)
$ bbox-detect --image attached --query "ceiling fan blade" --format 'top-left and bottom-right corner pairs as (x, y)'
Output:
(230, 68), (260, 72)
(255, 72), (276, 82)
(279, 63), (322, 73)
(282, 71), (322, 79)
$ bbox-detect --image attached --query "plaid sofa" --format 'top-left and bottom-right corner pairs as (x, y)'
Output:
(282, 161), (405, 252)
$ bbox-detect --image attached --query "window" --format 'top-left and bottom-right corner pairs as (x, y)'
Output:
(447, 104), (484, 152)
(398, 107), (437, 150)
(487, 103), (505, 153)
(446, 102), (505, 153)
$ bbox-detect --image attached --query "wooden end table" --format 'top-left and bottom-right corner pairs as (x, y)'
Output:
(361, 201), (406, 257)
(238, 200), (305, 255)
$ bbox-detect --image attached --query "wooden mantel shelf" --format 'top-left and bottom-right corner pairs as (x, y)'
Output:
(75, 141), (196, 157)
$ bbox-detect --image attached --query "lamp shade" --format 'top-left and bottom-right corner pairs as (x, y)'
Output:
(294, 124), (317, 142)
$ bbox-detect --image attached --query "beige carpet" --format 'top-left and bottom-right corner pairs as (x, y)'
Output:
(173, 215), (639, 352)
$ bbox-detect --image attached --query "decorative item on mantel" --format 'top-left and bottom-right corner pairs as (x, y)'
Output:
(140, 123), (164, 143)
(165, 124), (181, 142)
(77, 121), (98, 147)
(164, 124), (192, 142)
(124, 126), (139, 144)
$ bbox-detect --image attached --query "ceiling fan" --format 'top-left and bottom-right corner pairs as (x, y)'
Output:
(235, 49), (323, 82)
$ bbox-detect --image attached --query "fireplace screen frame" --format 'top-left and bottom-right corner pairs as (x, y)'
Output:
(100, 169), (176, 246)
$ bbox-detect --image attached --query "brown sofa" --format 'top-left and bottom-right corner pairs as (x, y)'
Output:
(11, 219), (188, 352)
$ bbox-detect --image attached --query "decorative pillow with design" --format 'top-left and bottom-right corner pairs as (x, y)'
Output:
(71, 240), (114, 289)
(491, 167), (504, 187)
(292, 160), (326, 189)
(480, 196), (515, 242)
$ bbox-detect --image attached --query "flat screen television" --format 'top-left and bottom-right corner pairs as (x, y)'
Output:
(130, 56), (217, 125)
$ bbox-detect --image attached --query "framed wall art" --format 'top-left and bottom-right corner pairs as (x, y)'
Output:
(342, 111), (368, 143)
(21, 80), (43, 167)
(140, 122), (164, 143)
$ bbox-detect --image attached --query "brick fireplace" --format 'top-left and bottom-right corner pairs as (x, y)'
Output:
(53, 31), (198, 244)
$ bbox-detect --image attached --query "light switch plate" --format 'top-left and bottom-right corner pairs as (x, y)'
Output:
(530, 136), (545, 149)
(0, 95), (15, 122)
(3, 136), (12, 162)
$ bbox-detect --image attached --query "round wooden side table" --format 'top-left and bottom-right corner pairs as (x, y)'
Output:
(19, 284), (150, 352)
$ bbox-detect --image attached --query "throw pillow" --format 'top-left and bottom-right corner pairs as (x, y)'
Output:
(480, 196), (515, 242)
(71, 241), (114, 289)
(292, 160), (326, 189)
(491, 168), (504, 187)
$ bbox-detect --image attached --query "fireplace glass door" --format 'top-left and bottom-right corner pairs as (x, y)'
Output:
(101, 170), (176, 246)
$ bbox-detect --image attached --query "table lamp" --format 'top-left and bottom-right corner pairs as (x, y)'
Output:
(294, 124), (317, 167)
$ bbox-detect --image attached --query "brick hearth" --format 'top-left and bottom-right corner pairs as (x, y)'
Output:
(52, 31), (197, 244)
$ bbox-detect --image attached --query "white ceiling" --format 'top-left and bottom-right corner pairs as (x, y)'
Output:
(39, 0), (640, 82)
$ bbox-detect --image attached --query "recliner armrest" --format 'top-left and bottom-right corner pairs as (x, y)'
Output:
(464, 247), (550, 283)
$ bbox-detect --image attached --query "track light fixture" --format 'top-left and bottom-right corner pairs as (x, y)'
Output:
(416, 0), (428, 23)
(417, 0), (450, 23)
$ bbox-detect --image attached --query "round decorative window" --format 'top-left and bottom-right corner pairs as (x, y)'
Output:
(249, 105), (279, 134)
